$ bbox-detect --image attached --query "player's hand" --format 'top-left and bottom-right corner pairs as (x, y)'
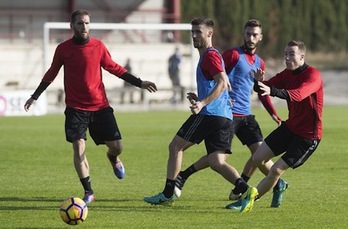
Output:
(186, 92), (198, 105)
(141, 81), (157, 92)
(272, 114), (282, 126)
(189, 100), (203, 114)
(253, 68), (265, 81)
(257, 81), (271, 96)
(24, 98), (35, 112)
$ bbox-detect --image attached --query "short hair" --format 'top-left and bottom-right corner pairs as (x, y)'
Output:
(287, 40), (306, 53)
(190, 17), (214, 28)
(71, 9), (90, 23)
(244, 19), (262, 30)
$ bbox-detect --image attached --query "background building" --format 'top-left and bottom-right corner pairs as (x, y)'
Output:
(0, 0), (197, 114)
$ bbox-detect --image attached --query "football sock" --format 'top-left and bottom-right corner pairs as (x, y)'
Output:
(233, 178), (248, 195)
(231, 176), (249, 194)
(241, 173), (250, 183)
(162, 179), (176, 198)
(179, 164), (197, 180)
(80, 176), (93, 194)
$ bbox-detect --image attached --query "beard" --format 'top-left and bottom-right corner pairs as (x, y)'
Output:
(244, 41), (257, 52)
(74, 29), (89, 41)
(193, 41), (202, 49)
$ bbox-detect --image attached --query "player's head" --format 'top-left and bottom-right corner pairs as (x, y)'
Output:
(284, 40), (306, 70)
(70, 9), (90, 40)
(242, 19), (263, 53)
(190, 17), (214, 50)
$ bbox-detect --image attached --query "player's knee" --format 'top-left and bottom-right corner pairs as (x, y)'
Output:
(168, 138), (182, 154)
(209, 160), (223, 172)
(106, 141), (123, 155)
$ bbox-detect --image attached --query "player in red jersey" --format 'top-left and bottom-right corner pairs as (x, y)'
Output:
(24, 9), (157, 204)
(238, 40), (323, 213)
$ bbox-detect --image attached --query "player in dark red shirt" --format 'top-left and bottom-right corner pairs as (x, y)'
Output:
(24, 9), (157, 204)
(238, 40), (323, 213)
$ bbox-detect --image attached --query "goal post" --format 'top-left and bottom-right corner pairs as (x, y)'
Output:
(43, 22), (196, 89)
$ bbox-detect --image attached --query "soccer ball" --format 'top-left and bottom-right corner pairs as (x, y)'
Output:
(59, 197), (88, 225)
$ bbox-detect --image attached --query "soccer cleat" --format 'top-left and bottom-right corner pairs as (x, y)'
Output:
(271, 179), (288, 208)
(225, 199), (242, 211)
(174, 174), (186, 197)
(144, 193), (174, 206)
(107, 153), (125, 179)
(239, 187), (258, 213)
(82, 193), (95, 204)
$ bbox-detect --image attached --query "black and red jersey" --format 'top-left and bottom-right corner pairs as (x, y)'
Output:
(42, 37), (127, 111)
(264, 66), (323, 140)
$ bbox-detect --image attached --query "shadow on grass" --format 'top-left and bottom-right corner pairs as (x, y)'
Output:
(0, 196), (230, 213)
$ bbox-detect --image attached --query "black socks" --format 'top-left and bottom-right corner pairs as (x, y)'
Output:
(179, 164), (197, 180)
(233, 178), (249, 195)
(162, 179), (176, 198)
(80, 176), (93, 194)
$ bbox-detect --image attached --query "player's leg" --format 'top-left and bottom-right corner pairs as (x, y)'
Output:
(174, 154), (210, 197)
(144, 134), (194, 205)
(89, 107), (125, 179)
(208, 151), (242, 185)
(253, 127), (289, 207)
(205, 117), (250, 202)
(228, 116), (263, 202)
(255, 158), (289, 199)
(105, 140), (125, 179)
(72, 138), (95, 203)
(232, 141), (277, 213)
(226, 142), (261, 210)
(238, 115), (265, 181)
(144, 114), (206, 205)
(64, 108), (93, 203)
(72, 139), (89, 178)
(175, 115), (237, 197)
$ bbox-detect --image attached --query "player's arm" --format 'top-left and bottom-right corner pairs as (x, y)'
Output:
(101, 44), (157, 93)
(190, 72), (228, 114)
(119, 72), (157, 93)
(24, 81), (51, 112)
(24, 46), (63, 111)
(190, 50), (227, 114)
(286, 68), (321, 102)
(253, 68), (289, 99)
(254, 79), (289, 99)
(258, 94), (281, 125)
(201, 72), (228, 106)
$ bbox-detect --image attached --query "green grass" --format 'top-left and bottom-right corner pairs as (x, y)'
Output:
(0, 106), (347, 228)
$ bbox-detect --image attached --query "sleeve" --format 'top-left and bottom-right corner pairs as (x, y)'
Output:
(100, 42), (127, 76)
(222, 48), (239, 74)
(286, 68), (322, 102)
(201, 50), (224, 79)
(270, 87), (289, 99)
(42, 45), (64, 82)
(258, 94), (280, 119)
(260, 58), (265, 71)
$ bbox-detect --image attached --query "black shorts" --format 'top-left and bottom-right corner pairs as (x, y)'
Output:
(232, 115), (263, 146)
(265, 122), (320, 169)
(177, 114), (233, 155)
(64, 107), (121, 145)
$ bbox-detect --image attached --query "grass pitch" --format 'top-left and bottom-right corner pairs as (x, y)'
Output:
(0, 106), (347, 228)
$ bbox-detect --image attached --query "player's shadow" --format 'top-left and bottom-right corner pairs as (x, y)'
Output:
(0, 196), (63, 211)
